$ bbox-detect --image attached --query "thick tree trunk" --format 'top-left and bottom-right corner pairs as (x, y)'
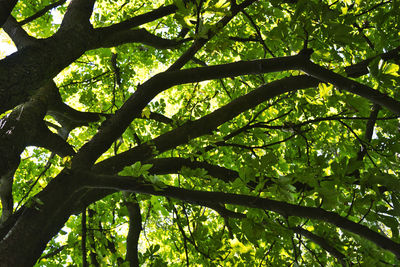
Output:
(0, 0), (17, 27)
(0, 172), (79, 266)
(0, 29), (90, 113)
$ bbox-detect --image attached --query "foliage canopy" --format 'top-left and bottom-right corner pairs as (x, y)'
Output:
(0, 0), (400, 265)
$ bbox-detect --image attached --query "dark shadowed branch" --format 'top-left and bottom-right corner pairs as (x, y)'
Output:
(96, 4), (177, 34)
(300, 55), (400, 115)
(0, 0), (17, 27)
(93, 75), (318, 174)
(0, 82), (76, 222)
(72, 53), (317, 168)
(345, 46), (400, 77)
(125, 194), (142, 267)
(74, 50), (400, 170)
(2, 16), (38, 49)
(19, 0), (67, 25)
(83, 172), (400, 259)
(145, 157), (239, 183)
(59, 0), (95, 31)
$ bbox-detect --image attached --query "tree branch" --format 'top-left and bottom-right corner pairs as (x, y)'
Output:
(82, 172), (400, 259)
(18, 0), (67, 25)
(300, 56), (400, 115)
(355, 0), (392, 17)
(0, 0), (17, 27)
(229, 36), (259, 42)
(72, 76), (318, 216)
(74, 48), (400, 170)
(72, 54), (315, 169)
(0, 82), (75, 221)
(59, 0), (95, 31)
(145, 157), (239, 183)
(167, 0), (257, 71)
(125, 194), (142, 267)
(357, 104), (381, 160)
(147, 112), (173, 124)
(93, 75), (318, 174)
(292, 226), (349, 266)
(345, 46), (400, 77)
(241, 10), (275, 57)
(31, 124), (75, 157)
(0, 167), (16, 223)
(45, 81), (105, 139)
(183, 200), (350, 266)
(96, 4), (177, 33)
(47, 102), (105, 132)
(134, 157), (309, 194)
(2, 16), (38, 49)
(37, 245), (67, 262)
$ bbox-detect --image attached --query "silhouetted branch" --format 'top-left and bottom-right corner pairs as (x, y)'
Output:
(83, 171), (400, 259)
(19, 0), (67, 25)
(0, 0), (17, 27)
(125, 194), (142, 267)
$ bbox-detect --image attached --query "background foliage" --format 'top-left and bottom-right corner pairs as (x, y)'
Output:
(1, 0), (400, 266)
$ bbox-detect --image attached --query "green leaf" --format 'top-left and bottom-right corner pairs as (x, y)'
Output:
(346, 158), (363, 174)
(241, 218), (264, 245)
(141, 107), (151, 118)
(119, 162), (153, 177)
(318, 82), (332, 99)
(382, 63), (399, 76)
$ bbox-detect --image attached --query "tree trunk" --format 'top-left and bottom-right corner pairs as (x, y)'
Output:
(0, 172), (79, 266)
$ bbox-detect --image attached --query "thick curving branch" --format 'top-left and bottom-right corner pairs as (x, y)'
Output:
(2, 15), (38, 49)
(0, 0), (17, 27)
(82, 172), (400, 259)
(124, 194), (142, 267)
(71, 76), (317, 217)
(300, 57), (400, 115)
(93, 75), (318, 174)
(73, 49), (400, 169)
(145, 157), (239, 183)
(31, 124), (76, 157)
(0, 83), (75, 222)
(59, 0), (95, 32)
(72, 54), (313, 169)
(46, 83), (105, 137)
(356, 104), (381, 160)
(0, 82), (76, 165)
(96, 4), (177, 34)
(18, 0), (67, 25)
(345, 46), (400, 77)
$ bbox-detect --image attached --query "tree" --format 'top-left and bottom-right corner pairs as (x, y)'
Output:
(0, 0), (399, 265)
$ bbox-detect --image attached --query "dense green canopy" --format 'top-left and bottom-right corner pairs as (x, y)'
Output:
(0, 0), (399, 265)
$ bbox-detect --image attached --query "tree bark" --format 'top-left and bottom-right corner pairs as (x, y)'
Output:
(0, 0), (17, 27)
(125, 195), (142, 267)
(0, 172), (80, 266)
